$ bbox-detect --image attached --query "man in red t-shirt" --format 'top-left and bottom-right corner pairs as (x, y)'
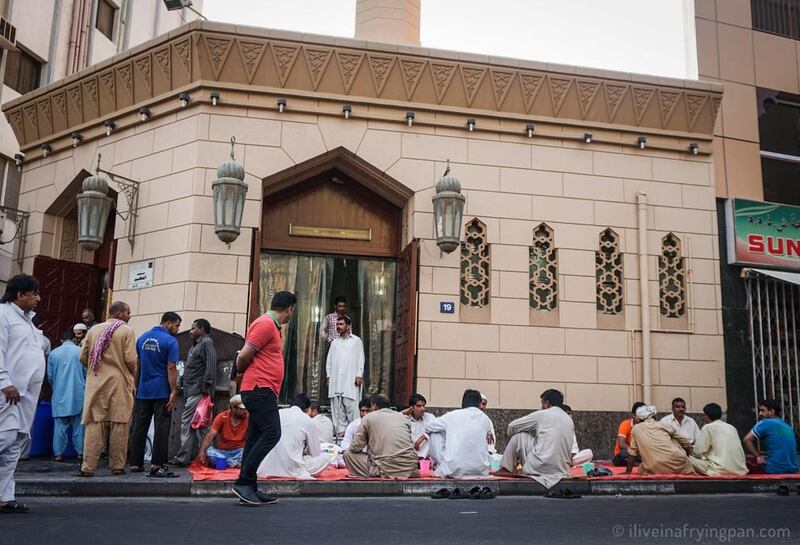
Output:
(197, 394), (249, 468)
(232, 291), (297, 506)
(612, 401), (645, 467)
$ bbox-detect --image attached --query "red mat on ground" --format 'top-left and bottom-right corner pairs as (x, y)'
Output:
(188, 461), (800, 482)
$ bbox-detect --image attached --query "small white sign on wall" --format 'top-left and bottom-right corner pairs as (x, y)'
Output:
(128, 259), (155, 290)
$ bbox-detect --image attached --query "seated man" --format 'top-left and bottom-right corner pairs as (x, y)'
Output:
(425, 389), (493, 478)
(498, 389), (574, 489)
(344, 394), (418, 478)
(307, 400), (335, 444)
(689, 402), (747, 476)
(197, 395), (248, 468)
(338, 399), (371, 468)
(627, 405), (696, 475)
(659, 397), (701, 444)
(402, 393), (435, 459)
(742, 399), (799, 475)
(563, 405), (593, 467)
(258, 394), (332, 479)
(613, 401), (645, 467)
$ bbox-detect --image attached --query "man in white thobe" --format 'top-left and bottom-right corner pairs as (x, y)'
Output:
(258, 394), (332, 479)
(563, 405), (593, 466)
(659, 397), (700, 444)
(402, 393), (436, 459)
(498, 389), (574, 489)
(0, 275), (46, 513)
(426, 389), (493, 478)
(307, 400), (335, 444)
(326, 315), (364, 436)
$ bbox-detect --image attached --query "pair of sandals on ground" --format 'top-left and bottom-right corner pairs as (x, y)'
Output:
(76, 465), (179, 478)
(431, 486), (497, 500)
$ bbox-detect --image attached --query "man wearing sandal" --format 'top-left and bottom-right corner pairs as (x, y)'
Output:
(79, 301), (138, 477)
(0, 275), (46, 514)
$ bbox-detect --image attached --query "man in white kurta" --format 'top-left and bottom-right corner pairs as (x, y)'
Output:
(404, 393), (436, 459)
(307, 401), (335, 444)
(689, 402), (747, 476)
(0, 275), (46, 513)
(659, 397), (701, 444)
(258, 395), (332, 479)
(499, 389), (574, 489)
(325, 315), (364, 435)
(426, 390), (493, 478)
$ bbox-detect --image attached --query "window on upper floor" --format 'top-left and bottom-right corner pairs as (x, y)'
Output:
(758, 88), (800, 205)
(96, 0), (117, 41)
(3, 46), (41, 95)
(752, 0), (800, 40)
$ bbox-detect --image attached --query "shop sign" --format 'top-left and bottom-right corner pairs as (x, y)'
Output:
(726, 198), (800, 270)
(128, 259), (155, 289)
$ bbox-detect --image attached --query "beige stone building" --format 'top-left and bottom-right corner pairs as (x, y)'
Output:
(4, 5), (725, 452)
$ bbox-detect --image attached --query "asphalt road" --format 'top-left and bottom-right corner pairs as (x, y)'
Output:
(4, 494), (799, 545)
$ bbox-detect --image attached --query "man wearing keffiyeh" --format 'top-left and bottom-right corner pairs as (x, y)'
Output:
(78, 301), (137, 477)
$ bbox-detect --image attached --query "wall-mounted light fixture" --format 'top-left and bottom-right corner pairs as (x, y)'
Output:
(41, 144), (52, 157)
(637, 135), (647, 149)
(432, 160), (465, 254)
(212, 137), (248, 244)
(138, 107), (151, 122)
(342, 104), (352, 119)
(466, 117), (476, 132)
(209, 91), (220, 106)
(526, 123), (535, 138)
(104, 120), (116, 137)
(76, 153), (139, 251)
(689, 142), (699, 155)
(178, 92), (191, 108)
(583, 132), (593, 143)
(14, 153), (23, 171)
(406, 111), (415, 128)
(71, 132), (82, 148)
(0, 204), (31, 267)
(277, 97), (286, 113)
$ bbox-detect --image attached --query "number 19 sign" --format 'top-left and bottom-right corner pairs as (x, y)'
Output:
(440, 301), (455, 314)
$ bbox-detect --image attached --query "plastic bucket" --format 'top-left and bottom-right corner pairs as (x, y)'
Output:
(213, 456), (228, 470)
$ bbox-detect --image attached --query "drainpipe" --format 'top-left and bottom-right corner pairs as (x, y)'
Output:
(637, 192), (652, 404)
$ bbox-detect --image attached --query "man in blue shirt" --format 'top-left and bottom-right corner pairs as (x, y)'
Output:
(129, 312), (181, 477)
(47, 331), (85, 461)
(743, 399), (799, 474)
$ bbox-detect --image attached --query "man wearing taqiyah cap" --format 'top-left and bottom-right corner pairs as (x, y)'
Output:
(72, 323), (87, 346)
(626, 405), (697, 475)
(197, 395), (249, 469)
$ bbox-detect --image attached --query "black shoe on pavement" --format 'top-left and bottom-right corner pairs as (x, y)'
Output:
(232, 484), (262, 506)
(255, 490), (278, 504)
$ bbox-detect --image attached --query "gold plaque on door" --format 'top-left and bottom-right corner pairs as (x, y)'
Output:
(288, 223), (372, 241)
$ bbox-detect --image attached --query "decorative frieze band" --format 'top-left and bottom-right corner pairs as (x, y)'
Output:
(4, 28), (721, 148)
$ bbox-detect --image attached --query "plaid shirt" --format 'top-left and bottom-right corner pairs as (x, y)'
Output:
(321, 312), (340, 343)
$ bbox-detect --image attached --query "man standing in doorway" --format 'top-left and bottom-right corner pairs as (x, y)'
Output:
(79, 301), (138, 477)
(129, 312), (181, 477)
(321, 296), (347, 344)
(81, 308), (97, 331)
(171, 318), (217, 467)
(233, 291), (297, 506)
(326, 315), (365, 437)
(0, 274), (45, 513)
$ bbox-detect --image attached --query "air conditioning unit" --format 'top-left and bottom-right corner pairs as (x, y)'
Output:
(0, 17), (15, 51)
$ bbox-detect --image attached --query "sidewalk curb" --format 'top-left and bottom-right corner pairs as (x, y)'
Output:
(17, 477), (800, 497)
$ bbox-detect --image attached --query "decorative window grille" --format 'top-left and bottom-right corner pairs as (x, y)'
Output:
(595, 228), (624, 315)
(460, 218), (490, 308)
(530, 223), (558, 311)
(659, 233), (687, 318)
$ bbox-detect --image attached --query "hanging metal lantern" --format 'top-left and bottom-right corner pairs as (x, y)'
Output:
(76, 171), (113, 251)
(212, 137), (248, 243)
(432, 160), (465, 253)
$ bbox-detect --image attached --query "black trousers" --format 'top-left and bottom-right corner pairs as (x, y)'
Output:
(236, 387), (281, 488)
(130, 397), (172, 468)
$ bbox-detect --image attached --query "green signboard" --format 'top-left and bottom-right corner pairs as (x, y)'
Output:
(725, 198), (800, 270)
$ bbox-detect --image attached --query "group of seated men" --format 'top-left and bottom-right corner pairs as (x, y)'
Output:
(612, 397), (799, 476)
(197, 388), (799, 485)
